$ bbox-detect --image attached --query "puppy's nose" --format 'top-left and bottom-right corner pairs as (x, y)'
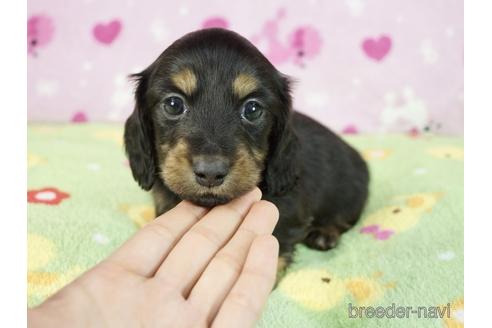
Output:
(193, 157), (230, 187)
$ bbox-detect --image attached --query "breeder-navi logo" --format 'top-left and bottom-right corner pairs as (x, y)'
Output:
(348, 303), (451, 319)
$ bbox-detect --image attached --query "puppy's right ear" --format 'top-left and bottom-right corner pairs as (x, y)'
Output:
(124, 70), (156, 190)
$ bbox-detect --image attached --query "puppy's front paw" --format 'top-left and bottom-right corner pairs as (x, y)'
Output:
(304, 226), (340, 251)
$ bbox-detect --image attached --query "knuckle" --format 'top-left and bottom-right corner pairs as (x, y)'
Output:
(175, 201), (207, 221)
(236, 227), (256, 240)
(218, 205), (243, 220)
(227, 291), (259, 314)
(189, 224), (222, 247)
(146, 222), (175, 241)
(243, 266), (274, 284)
(213, 251), (243, 275)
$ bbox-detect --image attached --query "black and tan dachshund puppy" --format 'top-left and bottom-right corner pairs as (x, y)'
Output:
(124, 28), (369, 269)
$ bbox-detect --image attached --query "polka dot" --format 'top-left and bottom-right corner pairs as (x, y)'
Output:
(445, 27), (455, 38)
(413, 168), (428, 175)
(36, 79), (59, 97)
(87, 163), (101, 171)
(453, 309), (464, 323)
(384, 93), (396, 106)
(92, 233), (110, 245)
(345, 0), (365, 17)
(82, 61), (93, 71)
(131, 66), (144, 73)
(458, 92), (464, 103)
(352, 77), (361, 86)
(304, 92), (329, 108)
(114, 74), (126, 87)
(112, 91), (132, 108)
(419, 39), (439, 64)
(150, 20), (169, 43)
(107, 109), (123, 121)
(443, 298), (464, 327)
(437, 251), (455, 261)
(179, 5), (189, 16)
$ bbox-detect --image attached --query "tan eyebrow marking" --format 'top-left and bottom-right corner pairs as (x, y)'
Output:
(171, 68), (197, 96)
(233, 73), (258, 98)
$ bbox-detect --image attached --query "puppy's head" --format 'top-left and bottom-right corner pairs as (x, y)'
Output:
(124, 28), (298, 207)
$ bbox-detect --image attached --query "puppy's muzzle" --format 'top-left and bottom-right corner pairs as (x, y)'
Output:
(192, 156), (230, 188)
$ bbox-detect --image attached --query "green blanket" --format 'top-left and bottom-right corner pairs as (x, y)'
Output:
(27, 124), (464, 327)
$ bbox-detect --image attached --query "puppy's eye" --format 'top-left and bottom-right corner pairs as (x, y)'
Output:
(242, 101), (263, 122)
(163, 96), (185, 116)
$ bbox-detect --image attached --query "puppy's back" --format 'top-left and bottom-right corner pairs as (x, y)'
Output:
(292, 111), (369, 219)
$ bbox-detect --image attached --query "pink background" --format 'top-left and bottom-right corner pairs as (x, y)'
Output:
(27, 0), (463, 135)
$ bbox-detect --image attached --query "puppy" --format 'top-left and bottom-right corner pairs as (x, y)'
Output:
(124, 28), (369, 270)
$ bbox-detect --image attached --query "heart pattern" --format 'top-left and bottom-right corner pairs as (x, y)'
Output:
(342, 124), (359, 134)
(362, 35), (392, 61)
(93, 20), (122, 45)
(27, 5), (463, 135)
(71, 111), (88, 123)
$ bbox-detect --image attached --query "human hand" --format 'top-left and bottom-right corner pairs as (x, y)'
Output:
(28, 188), (279, 328)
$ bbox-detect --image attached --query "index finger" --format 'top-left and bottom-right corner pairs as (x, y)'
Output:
(154, 188), (262, 294)
(106, 201), (208, 277)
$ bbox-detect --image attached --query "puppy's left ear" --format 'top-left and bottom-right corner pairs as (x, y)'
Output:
(263, 74), (300, 195)
(124, 69), (157, 190)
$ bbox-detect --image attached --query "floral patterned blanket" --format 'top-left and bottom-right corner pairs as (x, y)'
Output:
(27, 124), (463, 327)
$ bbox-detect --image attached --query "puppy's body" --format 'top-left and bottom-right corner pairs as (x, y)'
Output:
(124, 28), (369, 267)
(264, 112), (368, 258)
(148, 109), (368, 262)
